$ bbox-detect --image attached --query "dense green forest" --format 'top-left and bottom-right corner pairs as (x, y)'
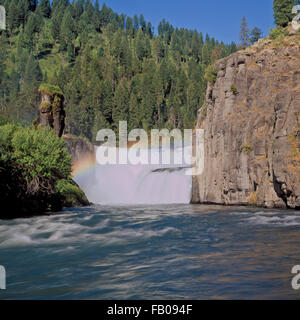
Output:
(0, 0), (237, 141)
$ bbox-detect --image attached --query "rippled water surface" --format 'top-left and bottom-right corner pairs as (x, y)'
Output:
(1, 205), (300, 299)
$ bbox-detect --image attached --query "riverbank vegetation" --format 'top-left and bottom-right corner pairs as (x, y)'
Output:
(0, 122), (89, 218)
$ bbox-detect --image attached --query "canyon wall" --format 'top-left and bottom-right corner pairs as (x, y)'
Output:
(192, 33), (300, 209)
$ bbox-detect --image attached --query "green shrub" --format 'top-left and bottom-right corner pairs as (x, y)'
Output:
(56, 179), (89, 208)
(0, 124), (18, 163)
(241, 145), (253, 153)
(0, 124), (84, 218)
(204, 64), (218, 83)
(11, 126), (71, 184)
(230, 84), (239, 95)
(269, 26), (288, 40)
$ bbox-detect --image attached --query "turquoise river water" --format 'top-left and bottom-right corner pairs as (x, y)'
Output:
(1, 204), (300, 299)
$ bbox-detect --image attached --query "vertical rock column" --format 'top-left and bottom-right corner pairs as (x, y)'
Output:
(38, 84), (65, 137)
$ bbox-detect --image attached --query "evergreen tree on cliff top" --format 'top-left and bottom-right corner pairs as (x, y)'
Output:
(273, 0), (294, 27)
(239, 16), (249, 48)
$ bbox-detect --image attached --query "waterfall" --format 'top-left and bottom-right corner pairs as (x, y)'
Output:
(74, 145), (192, 205)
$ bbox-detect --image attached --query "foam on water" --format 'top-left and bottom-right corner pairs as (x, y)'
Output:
(245, 213), (300, 226)
(0, 209), (179, 248)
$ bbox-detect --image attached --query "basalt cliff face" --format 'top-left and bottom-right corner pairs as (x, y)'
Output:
(192, 33), (300, 209)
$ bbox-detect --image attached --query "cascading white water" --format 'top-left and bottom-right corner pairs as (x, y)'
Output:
(74, 145), (192, 205)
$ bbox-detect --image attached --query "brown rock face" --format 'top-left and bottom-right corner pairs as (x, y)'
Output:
(39, 85), (65, 137)
(192, 37), (300, 209)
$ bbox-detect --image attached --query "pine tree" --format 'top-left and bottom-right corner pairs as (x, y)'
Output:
(133, 14), (139, 32)
(152, 71), (164, 125)
(7, 0), (20, 35)
(24, 53), (43, 85)
(29, 0), (38, 12)
(146, 22), (153, 38)
(99, 3), (112, 28)
(239, 16), (249, 48)
(39, 0), (51, 18)
(92, 111), (109, 142)
(67, 43), (75, 62)
(191, 32), (200, 60)
(51, 10), (63, 43)
(273, 0), (294, 27)
(139, 14), (146, 32)
(0, 35), (8, 98)
(110, 30), (123, 59)
(113, 81), (130, 132)
(154, 37), (165, 63)
(100, 80), (114, 123)
(93, 0), (101, 32)
(126, 17), (134, 37)
(136, 30), (151, 60)
(17, 0), (30, 27)
(85, 0), (95, 22)
(95, 0), (100, 12)
(129, 93), (141, 130)
(201, 43), (210, 66)
(60, 9), (76, 52)
(141, 92), (155, 131)
(24, 12), (43, 53)
(249, 27), (263, 44)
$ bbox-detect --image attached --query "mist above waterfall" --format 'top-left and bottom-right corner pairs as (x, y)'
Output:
(74, 145), (192, 205)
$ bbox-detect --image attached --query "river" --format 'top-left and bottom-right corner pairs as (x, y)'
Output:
(1, 204), (300, 299)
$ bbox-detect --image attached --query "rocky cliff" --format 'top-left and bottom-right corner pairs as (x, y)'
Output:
(192, 31), (300, 209)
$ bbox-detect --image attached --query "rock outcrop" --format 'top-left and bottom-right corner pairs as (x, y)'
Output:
(37, 84), (92, 209)
(38, 84), (65, 137)
(63, 134), (96, 175)
(37, 84), (96, 176)
(192, 33), (300, 209)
